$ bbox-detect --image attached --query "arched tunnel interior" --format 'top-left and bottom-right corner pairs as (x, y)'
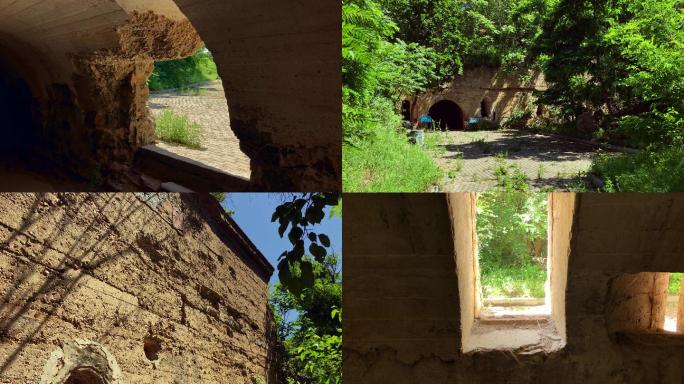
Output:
(428, 100), (465, 131)
(0, 0), (339, 192)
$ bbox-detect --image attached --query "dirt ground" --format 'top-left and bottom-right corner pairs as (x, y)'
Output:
(430, 129), (600, 191)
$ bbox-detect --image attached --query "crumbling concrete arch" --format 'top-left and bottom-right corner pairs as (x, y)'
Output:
(0, 0), (339, 191)
(40, 340), (123, 384)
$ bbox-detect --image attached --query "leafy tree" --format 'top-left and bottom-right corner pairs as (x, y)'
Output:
(477, 190), (548, 297)
(271, 254), (342, 384)
(148, 48), (219, 91)
(272, 193), (341, 295)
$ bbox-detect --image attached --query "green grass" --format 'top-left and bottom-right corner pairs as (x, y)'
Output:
(669, 272), (682, 295)
(155, 110), (203, 148)
(343, 128), (442, 192)
(480, 263), (546, 298)
(591, 147), (684, 192)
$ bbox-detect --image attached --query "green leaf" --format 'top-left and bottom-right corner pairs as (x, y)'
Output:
(288, 226), (303, 245)
(309, 243), (327, 261)
(308, 232), (318, 242)
(318, 234), (331, 247)
(278, 221), (289, 238)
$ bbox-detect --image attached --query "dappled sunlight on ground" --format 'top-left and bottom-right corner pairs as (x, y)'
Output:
(429, 129), (601, 191)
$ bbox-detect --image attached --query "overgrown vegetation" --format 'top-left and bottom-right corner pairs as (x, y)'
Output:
(271, 196), (342, 384)
(344, 0), (684, 192)
(669, 272), (682, 295)
(148, 48), (219, 91)
(155, 110), (203, 148)
(271, 255), (341, 384)
(342, 0), (441, 191)
(477, 190), (548, 298)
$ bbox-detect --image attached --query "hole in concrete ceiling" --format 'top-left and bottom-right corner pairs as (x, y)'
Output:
(143, 336), (162, 361)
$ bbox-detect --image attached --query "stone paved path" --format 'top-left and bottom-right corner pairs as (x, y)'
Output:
(430, 130), (600, 191)
(148, 80), (251, 179)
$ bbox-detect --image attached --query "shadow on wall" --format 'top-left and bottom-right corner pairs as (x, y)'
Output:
(0, 194), (155, 376)
(0, 193), (278, 382)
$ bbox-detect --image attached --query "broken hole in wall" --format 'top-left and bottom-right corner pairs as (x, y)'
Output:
(143, 337), (162, 361)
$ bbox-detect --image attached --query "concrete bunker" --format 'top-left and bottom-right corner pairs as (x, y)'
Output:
(344, 193), (684, 383)
(428, 100), (465, 131)
(0, 0), (340, 191)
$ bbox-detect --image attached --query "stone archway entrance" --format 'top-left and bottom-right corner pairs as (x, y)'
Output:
(428, 100), (464, 131)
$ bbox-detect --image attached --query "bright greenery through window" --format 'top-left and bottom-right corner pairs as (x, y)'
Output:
(476, 191), (548, 307)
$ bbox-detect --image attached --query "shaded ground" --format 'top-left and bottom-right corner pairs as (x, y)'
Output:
(148, 80), (251, 179)
(430, 129), (600, 191)
(0, 153), (93, 192)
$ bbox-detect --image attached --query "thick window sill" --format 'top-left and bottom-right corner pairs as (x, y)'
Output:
(614, 331), (684, 346)
(464, 318), (564, 354)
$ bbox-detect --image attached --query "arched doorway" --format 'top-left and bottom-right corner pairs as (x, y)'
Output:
(428, 100), (464, 131)
(401, 100), (411, 121)
(480, 98), (491, 118)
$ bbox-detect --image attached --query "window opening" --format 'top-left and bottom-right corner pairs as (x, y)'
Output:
(475, 190), (549, 319)
(664, 272), (682, 332)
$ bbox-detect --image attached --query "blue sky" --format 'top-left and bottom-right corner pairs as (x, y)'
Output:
(223, 193), (342, 286)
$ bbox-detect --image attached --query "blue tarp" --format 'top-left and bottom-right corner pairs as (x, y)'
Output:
(419, 115), (433, 124)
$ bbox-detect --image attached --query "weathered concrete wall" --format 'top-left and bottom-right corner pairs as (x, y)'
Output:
(0, 193), (275, 383)
(411, 67), (547, 124)
(0, 0), (340, 191)
(344, 193), (684, 384)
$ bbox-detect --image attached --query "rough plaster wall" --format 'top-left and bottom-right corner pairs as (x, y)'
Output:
(344, 193), (684, 384)
(413, 67), (547, 123)
(549, 193), (574, 341)
(0, 193), (274, 383)
(447, 193), (476, 350)
(173, 0), (341, 191)
(605, 273), (669, 333)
